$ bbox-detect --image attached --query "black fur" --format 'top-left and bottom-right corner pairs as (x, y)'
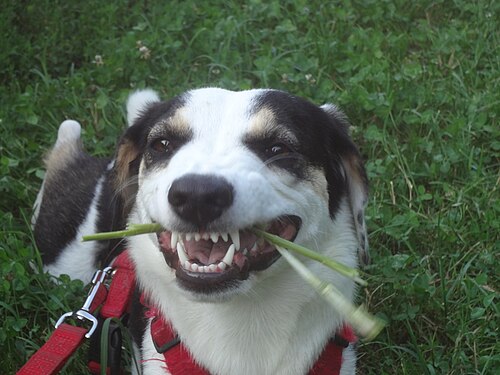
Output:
(129, 286), (148, 352)
(35, 153), (112, 265)
(249, 90), (364, 219)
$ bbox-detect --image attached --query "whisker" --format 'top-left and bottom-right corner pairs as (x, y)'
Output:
(263, 153), (303, 166)
(113, 175), (139, 199)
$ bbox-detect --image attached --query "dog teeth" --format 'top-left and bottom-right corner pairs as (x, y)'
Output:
(171, 232), (179, 249)
(218, 262), (226, 271)
(250, 242), (258, 253)
(174, 230), (241, 248)
(177, 242), (189, 264)
(222, 244), (236, 266)
(180, 243), (236, 273)
(210, 232), (219, 243)
(229, 231), (240, 250)
(175, 230), (246, 273)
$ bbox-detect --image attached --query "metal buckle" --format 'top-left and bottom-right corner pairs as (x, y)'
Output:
(55, 310), (99, 338)
(55, 266), (113, 338)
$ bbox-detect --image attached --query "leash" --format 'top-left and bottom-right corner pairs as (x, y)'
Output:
(18, 250), (355, 375)
(17, 252), (135, 375)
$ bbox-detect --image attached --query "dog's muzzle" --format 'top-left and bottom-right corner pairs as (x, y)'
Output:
(156, 215), (301, 294)
(154, 174), (301, 294)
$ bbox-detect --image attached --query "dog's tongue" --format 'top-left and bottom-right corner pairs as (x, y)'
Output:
(183, 240), (231, 265)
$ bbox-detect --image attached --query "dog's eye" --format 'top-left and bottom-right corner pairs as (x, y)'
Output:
(265, 143), (291, 157)
(151, 138), (173, 154)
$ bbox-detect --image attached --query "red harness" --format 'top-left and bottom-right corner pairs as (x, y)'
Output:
(146, 304), (356, 375)
(18, 251), (356, 375)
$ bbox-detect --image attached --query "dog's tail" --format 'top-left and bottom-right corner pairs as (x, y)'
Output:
(54, 120), (82, 148)
(126, 89), (160, 127)
(32, 120), (83, 227)
(45, 119), (84, 175)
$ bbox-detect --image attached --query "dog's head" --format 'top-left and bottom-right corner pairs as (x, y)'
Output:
(116, 88), (368, 301)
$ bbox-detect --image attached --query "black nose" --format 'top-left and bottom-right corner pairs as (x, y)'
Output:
(168, 174), (234, 228)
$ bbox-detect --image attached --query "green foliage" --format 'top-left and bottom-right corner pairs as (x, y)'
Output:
(1, 0), (498, 373)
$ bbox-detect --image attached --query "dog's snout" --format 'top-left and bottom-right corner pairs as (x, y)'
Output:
(168, 174), (234, 227)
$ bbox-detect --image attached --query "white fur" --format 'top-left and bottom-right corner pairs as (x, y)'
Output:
(126, 89), (358, 374)
(44, 177), (105, 284)
(31, 180), (45, 228)
(140, 319), (170, 374)
(339, 345), (356, 375)
(55, 120), (81, 147)
(127, 89), (161, 126)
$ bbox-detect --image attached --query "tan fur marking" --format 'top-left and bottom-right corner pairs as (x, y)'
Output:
(114, 138), (142, 215)
(247, 107), (298, 145)
(342, 153), (370, 265)
(148, 108), (191, 141)
(247, 107), (278, 136)
(343, 154), (368, 201)
(308, 167), (329, 203)
(167, 108), (189, 133)
(115, 139), (139, 191)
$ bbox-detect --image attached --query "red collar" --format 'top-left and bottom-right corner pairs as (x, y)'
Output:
(144, 299), (356, 375)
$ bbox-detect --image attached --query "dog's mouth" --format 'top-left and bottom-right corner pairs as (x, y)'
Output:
(157, 216), (301, 294)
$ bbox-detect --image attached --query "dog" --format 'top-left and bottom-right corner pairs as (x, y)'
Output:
(33, 88), (369, 375)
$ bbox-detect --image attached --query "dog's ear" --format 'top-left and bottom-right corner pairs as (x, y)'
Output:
(114, 90), (161, 213)
(126, 89), (161, 127)
(321, 104), (370, 266)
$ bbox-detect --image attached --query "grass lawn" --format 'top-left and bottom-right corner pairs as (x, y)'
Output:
(1, 0), (498, 373)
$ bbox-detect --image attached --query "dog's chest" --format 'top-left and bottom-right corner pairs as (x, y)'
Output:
(136, 280), (347, 375)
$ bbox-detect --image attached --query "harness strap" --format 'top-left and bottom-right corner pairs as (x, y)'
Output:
(310, 326), (355, 374)
(101, 252), (135, 318)
(148, 301), (356, 375)
(17, 251), (133, 375)
(88, 251), (135, 375)
(17, 324), (88, 375)
(150, 315), (209, 375)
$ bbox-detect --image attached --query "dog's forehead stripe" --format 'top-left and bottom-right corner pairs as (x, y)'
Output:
(148, 107), (192, 141)
(169, 88), (267, 139)
(247, 107), (277, 135)
(246, 109), (299, 146)
(173, 89), (303, 145)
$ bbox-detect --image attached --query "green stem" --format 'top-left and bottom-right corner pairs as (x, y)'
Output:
(252, 228), (367, 286)
(83, 225), (367, 286)
(81, 223), (163, 242)
(276, 246), (384, 340)
(82, 224), (382, 339)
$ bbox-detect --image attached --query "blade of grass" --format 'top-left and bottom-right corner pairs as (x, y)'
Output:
(275, 245), (385, 340)
(82, 223), (163, 242)
(83, 224), (366, 286)
(252, 228), (367, 286)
